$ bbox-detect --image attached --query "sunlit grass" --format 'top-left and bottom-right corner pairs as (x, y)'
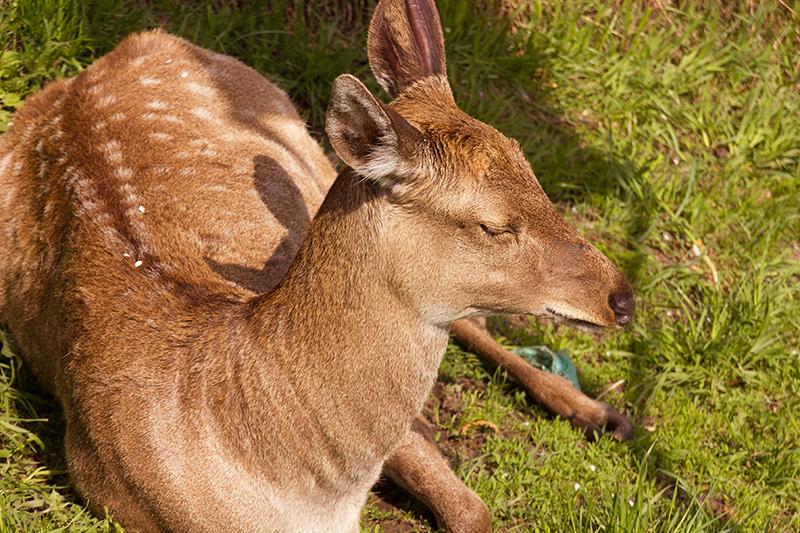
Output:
(1, 0), (799, 531)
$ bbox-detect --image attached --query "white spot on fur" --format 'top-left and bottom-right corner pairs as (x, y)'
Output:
(114, 167), (133, 180)
(38, 160), (48, 179)
(18, 121), (38, 145)
(191, 108), (219, 123)
(87, 84), (104, 97)
(151, 165), (171, 175)
(188, 139), (219, 157)
(0, 152), (13, 181)
(187, 82), (215, 98)
(94, 211), (112, 226)
(141, 112), (183, 124)
(75, 197), (99, 218)
(109, 112), (127, 122)
(92, 121), (108, 132)
(96, 95), (117, 108)
(149, 132), (172, 142)
(140, 76), (162, 86)
(134, 260), (143, 267)
(181, 71), (189, 79)
(119, 183), (138, 203)
(146, 101), (169, 110)
(101, 140), (123, 162)
(98, 225), (128, 251)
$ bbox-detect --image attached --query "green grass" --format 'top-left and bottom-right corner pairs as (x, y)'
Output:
(1, 0), (799, 531)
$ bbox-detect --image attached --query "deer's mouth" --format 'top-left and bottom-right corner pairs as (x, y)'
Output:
(543, 307), (603, 332)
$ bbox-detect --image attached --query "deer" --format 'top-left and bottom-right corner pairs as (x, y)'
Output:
(0, 0), (635, 531)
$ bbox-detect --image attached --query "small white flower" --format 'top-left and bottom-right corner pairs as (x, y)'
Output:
(589, 464), (596, 472)
(574, 483), (581, 491)
(138, 205), (145, 213)
(628, 500), (634, 507)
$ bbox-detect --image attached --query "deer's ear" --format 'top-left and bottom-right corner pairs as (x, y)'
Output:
(367, 0), (448, 98)
(326, 74), (423, 187)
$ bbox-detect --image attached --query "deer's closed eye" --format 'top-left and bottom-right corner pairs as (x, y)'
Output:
(479, 224), (515, 239)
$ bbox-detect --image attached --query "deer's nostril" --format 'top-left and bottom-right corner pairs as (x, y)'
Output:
(609, 292), (635, 326)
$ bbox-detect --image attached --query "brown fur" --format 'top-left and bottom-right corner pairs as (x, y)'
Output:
(0, 1), (633, 532)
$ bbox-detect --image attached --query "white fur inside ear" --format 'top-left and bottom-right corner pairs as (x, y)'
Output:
(326, 74), (419, 192)
(356, 132), (416, 191)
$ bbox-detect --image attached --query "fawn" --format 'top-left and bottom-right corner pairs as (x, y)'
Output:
(0, 0), (634, 531)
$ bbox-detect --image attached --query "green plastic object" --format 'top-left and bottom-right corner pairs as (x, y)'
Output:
(512, 346), (582, 391)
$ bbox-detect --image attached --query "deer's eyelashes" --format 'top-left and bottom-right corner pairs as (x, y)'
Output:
(479, 224), (502, 236)
(479, 223), (515, 240)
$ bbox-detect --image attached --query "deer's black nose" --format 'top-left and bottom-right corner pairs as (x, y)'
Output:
(609, 291), (635, 326)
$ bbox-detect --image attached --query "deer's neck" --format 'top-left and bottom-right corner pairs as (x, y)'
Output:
(235, 171), (448, 482)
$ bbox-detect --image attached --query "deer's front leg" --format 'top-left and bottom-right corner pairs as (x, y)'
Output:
(382, 417), (491, 533)
(450, 319), (634, 442)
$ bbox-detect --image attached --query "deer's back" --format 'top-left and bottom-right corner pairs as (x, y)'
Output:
(0, 30), (336, 390)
